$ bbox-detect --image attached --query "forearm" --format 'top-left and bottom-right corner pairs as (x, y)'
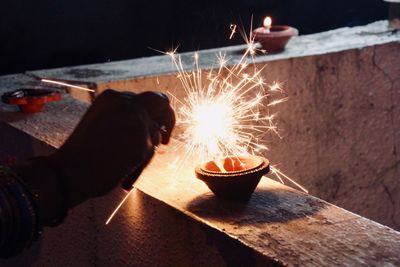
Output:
(0, 157), (66, 258)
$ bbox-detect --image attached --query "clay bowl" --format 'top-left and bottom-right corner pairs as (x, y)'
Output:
(1, 88), (61, 113)
(253, 25), (298, 53)
(195, 155), (270, 200)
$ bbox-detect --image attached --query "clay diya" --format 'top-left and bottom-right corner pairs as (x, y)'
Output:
(195, 155), (269, 200)
(1, 88), (61, 113)
(252, 16), (298, 53)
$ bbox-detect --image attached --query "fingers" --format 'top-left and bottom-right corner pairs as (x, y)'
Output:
(149, 120), (162, 147)
(159, 105), (175, 144)
(97, 90), (175, 144)
(135, 91), (176, 144)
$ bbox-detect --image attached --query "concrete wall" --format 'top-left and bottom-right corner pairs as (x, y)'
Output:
(262, 42), (400, 230)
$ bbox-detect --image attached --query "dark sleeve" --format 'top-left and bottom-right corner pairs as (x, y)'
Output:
(0, 166), (41, 258)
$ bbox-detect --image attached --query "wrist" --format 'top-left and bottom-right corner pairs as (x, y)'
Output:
(14, 156), (69, 227)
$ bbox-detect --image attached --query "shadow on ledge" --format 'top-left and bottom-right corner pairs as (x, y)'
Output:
(186, 186), (326, 224)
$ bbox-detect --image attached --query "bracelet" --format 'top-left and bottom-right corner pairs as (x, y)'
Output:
(0, 166), (39, 257)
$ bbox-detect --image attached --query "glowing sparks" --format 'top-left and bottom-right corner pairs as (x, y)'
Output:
(41, 79), (95, 92)
(270, 166), (309, 193)
(166, 41), (284, 164)
(267, 97), (289, 107)
(105, 189), (134, 225)
(229, 24), (237, 39)
(269, 81), (284, 92)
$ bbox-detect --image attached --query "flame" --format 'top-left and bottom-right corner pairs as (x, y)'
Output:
(263, 16), (272, 30)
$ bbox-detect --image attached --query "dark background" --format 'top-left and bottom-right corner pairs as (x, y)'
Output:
(0, 0), (387, 75)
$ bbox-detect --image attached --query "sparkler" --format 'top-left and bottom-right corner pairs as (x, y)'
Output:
(167, 51), (276, 164)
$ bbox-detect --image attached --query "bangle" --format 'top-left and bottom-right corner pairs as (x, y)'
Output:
(0, 166), (39, 257)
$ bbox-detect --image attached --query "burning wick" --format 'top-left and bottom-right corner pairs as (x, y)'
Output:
(263, 16), (272, 33)
(41, 79), (95, 92)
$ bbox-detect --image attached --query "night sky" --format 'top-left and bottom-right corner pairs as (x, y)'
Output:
(0, 0), (387, 75)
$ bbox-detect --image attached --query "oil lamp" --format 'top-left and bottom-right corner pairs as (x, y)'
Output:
(195, 155), (270, 200)
(252, 16), (298, 53)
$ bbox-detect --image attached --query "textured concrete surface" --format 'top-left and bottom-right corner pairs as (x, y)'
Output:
(1, 21), (400, 265)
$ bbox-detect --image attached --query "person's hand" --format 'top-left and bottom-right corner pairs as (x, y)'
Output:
(49, 89), (175, 208)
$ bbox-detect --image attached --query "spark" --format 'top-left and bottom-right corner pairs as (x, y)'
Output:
(105, 189), (134, 225)
(165, 27), (285, 163)
(267, 97), (289, 107)
(270, 166), (309, 193)
(269, 81), (284, 92)
(229, 24), (237, 39)
(41, 79), (95, 92)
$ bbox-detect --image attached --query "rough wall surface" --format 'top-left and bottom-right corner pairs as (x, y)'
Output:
(262, 42), (400, 230)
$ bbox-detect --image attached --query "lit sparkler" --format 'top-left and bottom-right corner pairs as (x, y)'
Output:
(167, 51), (278, 164)
(229, 24), (237, 39)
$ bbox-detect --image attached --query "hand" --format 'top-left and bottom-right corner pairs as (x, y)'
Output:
(49, 89), (175, 208)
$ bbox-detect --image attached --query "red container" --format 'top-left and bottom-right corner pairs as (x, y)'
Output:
(2, 88), (61, 113)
